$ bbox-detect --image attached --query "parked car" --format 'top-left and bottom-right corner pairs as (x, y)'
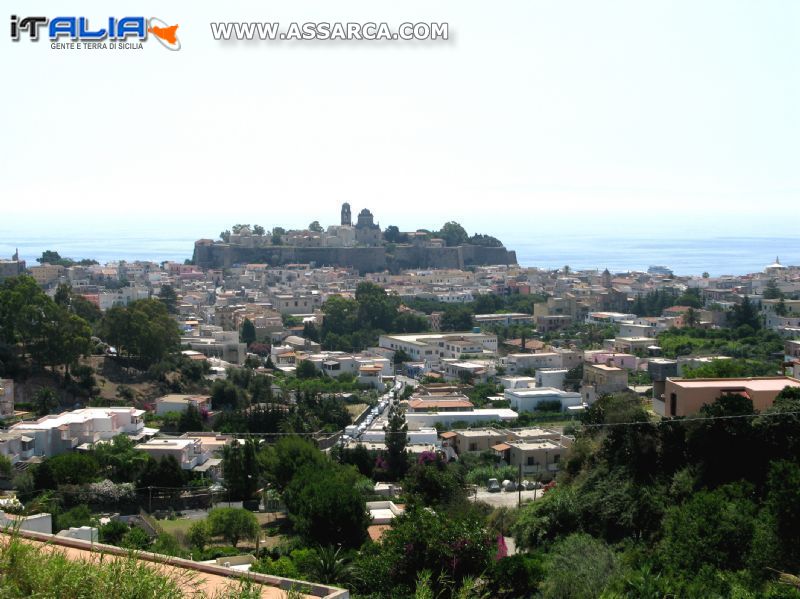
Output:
(487, 478), (501, 493)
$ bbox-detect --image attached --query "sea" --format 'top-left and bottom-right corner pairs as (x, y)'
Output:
(0, 229), (798, 278)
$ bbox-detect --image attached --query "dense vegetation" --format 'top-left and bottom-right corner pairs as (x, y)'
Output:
(319, 282), (429, 351)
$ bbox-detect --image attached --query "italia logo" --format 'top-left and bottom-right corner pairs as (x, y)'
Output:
(10, 15), (181, 50)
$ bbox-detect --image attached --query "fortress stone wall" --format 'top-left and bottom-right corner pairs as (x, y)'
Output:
(193, 241), (517, 274)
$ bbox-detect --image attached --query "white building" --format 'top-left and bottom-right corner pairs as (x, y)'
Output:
(406, 408), (517, 429)
(135, 437), (211, 470)
(504, 387), (583, 412)
(499, 376), (537, 390)
(155, 394), (211, 416)
(504, 352), (563, 375)
(379, 332), (498, 366)
(535, 369), (568, 389)
(97, 286), (150, 311)
(474, 313), (534, 327)
(10, 407), (151, 458)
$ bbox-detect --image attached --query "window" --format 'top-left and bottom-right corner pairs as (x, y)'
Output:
(553, 454), (561, 463)
(527, 456), (535, 466)
(670, 393), (677, 416)
(469, 443), (477, 452)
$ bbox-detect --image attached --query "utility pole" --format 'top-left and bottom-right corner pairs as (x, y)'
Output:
(518, 463), (522, 508)
(148, 486), (152, 512)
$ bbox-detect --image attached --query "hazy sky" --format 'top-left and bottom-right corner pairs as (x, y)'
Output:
(2, 0), (799, 241)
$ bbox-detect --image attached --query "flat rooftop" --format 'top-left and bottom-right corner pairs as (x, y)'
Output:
(506, 387), (578, 397)
(508, 440), (563, 450)
(11, 408), (143, 431)
(668, 377), (800, 392)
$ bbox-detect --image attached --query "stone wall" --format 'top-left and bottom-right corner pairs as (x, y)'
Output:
(194, 241), (517, 273)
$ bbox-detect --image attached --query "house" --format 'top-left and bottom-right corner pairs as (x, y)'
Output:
(0, 511), (52, 534)
(657, 377), (800, 417)
(504, 387), (582, 412)
(182, 328), (247, 365)
(582, 363), (629, 403)
(135, 437), (211, 470)
(155, 394), (210, 416)
(0, 431), (36, 464)
(474, 313), (534, 327)
(0, 380), (15, 420)
(379, 332), (497, 366)
(405, 408), (517, 429)
(441, 428), (510, 453)
(535, 369), (568, 389)
(499, 376), (536, 390)
(493, 439), (568, 481)
(535, 314), (574, 333)
(442, 360), (491, 383)
(504, 352), (563, 375)
(10, 408), (152, 458)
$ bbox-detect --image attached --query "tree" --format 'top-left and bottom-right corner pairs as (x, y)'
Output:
(259, 436), (326, 491)
(99, 520), (130, 545)
(729, 296), (760, 330)
(350, 506), (493, 596)
(308, 221), (324, 233)
(240, 318), (256, 346)
(384, 225), (407, 244)
(187, 520), (210, 552)
(37, 250), (65, 265)
(93, 434), (150, 483)
(403, 453), (466, 509)
(158, 285), (179, 314)
(45, 452), (100, 486)
(210, 379), (246, 411)
(136, 456), (186, 490)
(440, 305), (473, 331)
(252, 224), (265, 236)
(100, 299), (180, 368)
(295, 360), (318, 380)
(283, 463), (369, 548)
(658, 482), (756, 575)
(0, 455), (10, 479)
(152, 532), (184, 557)
(220, 230), (231, 242)
(122, 526), (151, 550)
(540, 533), (618, 599)
(437, 222), (469, 247)
(56, 504), (95, 531)
(763, 279), (784, 300)
(223, 439), (260, 501)
(385, 402), (409, 480)
(207, 507), (259, 548)
(178, 403), (203, 433)
(468, 233), (503, 247)
(34, 387), (59, 417)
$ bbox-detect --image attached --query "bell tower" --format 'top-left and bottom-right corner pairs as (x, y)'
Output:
(341, 202), (351, 226)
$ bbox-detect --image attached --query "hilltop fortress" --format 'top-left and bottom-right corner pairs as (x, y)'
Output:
(193, 204), (517, 273)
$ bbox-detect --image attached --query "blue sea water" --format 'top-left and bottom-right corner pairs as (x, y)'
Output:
(0, 229), (798, 278)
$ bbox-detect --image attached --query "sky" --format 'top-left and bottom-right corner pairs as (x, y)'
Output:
(1, 0), (799, 243)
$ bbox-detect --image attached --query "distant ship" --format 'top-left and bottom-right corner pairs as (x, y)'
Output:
(647, 265), (673, 276)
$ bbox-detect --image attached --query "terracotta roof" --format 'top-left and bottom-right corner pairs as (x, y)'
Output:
(492, 443), (511, 452)
(409, 399), (474, 410)
(440, 431), (458, 439)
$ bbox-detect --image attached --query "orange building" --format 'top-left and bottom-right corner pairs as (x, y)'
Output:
(660, 377), (800, 417)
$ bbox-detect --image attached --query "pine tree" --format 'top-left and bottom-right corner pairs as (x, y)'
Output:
(240, 318), (256, 346)
(385, 402), (409, 480)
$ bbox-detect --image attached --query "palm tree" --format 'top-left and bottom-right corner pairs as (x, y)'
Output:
(312, 545), (351, 584)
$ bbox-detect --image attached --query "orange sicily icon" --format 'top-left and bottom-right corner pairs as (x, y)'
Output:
(148, 23), (179, 44)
